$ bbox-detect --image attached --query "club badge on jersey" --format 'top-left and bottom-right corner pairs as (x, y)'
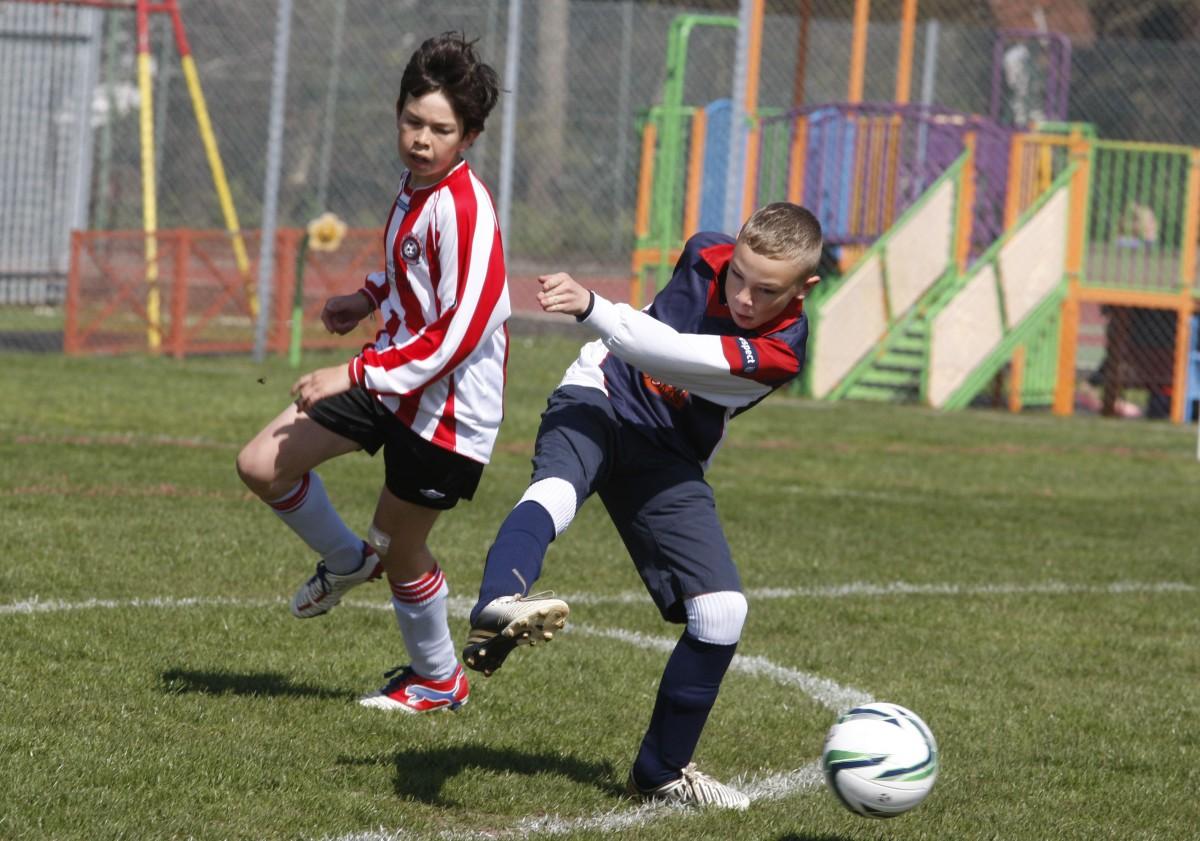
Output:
(400, 235), (422, 264)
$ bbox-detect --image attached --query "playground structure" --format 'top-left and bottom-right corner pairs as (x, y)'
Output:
(46, 0), (1200, 422)
(630, 7), (1200, 424)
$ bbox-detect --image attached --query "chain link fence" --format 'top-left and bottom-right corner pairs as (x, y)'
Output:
(4, 0), (1200, 410)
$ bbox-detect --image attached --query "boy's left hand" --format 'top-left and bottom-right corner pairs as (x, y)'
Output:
(291, 364), (351, 412)
(537, 272), (592, 317)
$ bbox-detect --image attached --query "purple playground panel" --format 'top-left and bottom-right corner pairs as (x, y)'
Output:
(757, 102), (1012, 258)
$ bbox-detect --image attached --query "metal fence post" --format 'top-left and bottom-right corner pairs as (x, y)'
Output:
(253, 0), (293, 362)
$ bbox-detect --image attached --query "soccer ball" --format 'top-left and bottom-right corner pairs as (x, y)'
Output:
(821, 701), (939, 819)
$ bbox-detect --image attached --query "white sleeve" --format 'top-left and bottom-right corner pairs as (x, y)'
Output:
(581, 294), (772, 407)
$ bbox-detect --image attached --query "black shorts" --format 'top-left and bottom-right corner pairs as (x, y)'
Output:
(306, 387), (484, 510)
(531, 386), (742, 624)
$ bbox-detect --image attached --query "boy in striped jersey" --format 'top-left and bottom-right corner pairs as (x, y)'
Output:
(237, 33), (506, 713)
(463, 203), (823, 807)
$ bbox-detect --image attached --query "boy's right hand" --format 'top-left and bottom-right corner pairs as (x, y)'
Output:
(538, 273), (592, 317)
(321, 291), (372, 335)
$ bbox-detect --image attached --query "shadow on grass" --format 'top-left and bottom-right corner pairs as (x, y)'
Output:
(160, 668), (355, 700)
(339, 744), (620, 805)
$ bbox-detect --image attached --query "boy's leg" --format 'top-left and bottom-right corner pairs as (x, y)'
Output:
(464, 386), (614, 675)
(599, 457), (748, 807)
(359, 421), (483, 712)
(629, 602), (743, 785)
(356, 488), (471, 712)
(236, 401), (372, 581)
(468, 479), (571, 619)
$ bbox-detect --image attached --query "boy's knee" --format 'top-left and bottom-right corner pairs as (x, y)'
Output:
(235, 441), (273, 495)
(518, 477), (578, 535)
(684, 591), (748, 646)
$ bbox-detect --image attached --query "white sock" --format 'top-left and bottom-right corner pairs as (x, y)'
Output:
(266, 471), (363, 574)
(388, 566), (456, 680)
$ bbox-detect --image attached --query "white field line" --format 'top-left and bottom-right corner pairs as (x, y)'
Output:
(0, 595), (285, 615)
(4, 580), (1189, 617)
(560, 579), (1196, 606)
(326, 765), (828, 841)
(0, 594), (872, 710)
(2, 592), (842, 840)
(5, 582), (1189, 841)
(575, 624), (872, 712)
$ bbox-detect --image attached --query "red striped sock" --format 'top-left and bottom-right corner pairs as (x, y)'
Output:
(388, 565), (447, 607)
(267, 472), (311, 514)
(265, 471), (362, 572)
(388, 566), (455, 679)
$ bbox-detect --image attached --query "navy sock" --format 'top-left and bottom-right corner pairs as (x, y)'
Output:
(631, 632), (738, 789)
(470, 501), (556, 625)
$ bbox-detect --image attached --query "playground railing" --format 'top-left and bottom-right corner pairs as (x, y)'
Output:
(923, 161), (1079, 409)
(805, 150), (970, 400)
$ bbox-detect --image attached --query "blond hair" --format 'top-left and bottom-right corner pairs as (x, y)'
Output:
(737, 203), (823, 279)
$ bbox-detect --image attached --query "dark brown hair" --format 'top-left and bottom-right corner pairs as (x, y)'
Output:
(396, 32), (500, 136)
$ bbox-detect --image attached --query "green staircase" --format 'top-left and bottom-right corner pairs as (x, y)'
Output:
(810, 151), (1078, 409)
(843, 315), (929, 402)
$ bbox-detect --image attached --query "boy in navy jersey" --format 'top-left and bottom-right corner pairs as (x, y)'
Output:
(462, 203), (823, 808)
(237, 33), (507, 713)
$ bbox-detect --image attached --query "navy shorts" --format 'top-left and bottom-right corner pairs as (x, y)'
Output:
(531, 385), (741, 624)
(306, 387), (483, 510)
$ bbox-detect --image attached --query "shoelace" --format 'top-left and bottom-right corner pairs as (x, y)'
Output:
(308, 561), (332, 594)
(380, 665), (413, 687)
(677, 764), (744, 806)
(508, 570), (559, 602)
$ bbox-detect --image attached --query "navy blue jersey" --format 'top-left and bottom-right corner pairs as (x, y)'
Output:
(560, 232), (810, 467)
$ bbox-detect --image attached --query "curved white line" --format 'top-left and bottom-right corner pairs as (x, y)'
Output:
(6, 581), (1188, 839)
(559, 579), (1195, 606)
(2, 592), (847, 838)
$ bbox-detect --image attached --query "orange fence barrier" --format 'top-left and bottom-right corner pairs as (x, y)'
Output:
(64, 228), (633, 357)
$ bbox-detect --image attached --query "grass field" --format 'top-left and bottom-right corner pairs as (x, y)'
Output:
(1, 334), (1197, 840)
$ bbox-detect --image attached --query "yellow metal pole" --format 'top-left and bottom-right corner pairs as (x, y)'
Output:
(1003, 134), (1026, 227)
(740, 0), (766, 220)
(955, 132), (976, 272)
(1002, 135), (1029, 413)
(1170, 150), (1200, 422)
(683, 109), (707, 239)
(136, 1), (160, 351)
(1052, 131), (1091, 416)
(631, 120), (658, 308)
(168, 0), (257, 317)
(787, 116), (808, 204)
(894, 0), (917, 104)
(848, 0), (869, 103)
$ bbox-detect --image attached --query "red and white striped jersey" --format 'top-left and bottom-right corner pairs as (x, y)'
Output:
(347, 160), (510, 463)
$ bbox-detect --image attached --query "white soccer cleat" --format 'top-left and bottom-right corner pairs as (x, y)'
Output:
(462, 592), (570, 676)
(290, 543), (383, 618)
(625, 763), (750, 811)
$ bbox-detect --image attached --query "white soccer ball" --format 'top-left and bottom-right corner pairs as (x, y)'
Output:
(821, 701), (939, 819)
